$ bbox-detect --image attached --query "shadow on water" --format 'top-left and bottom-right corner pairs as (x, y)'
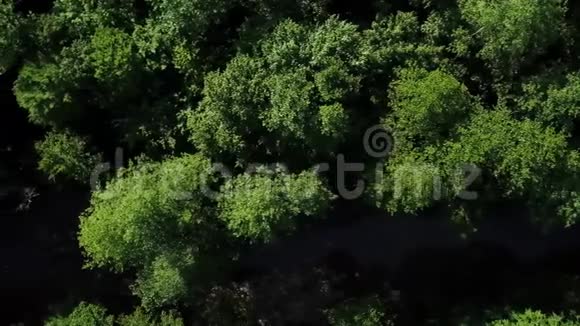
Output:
(0, 188), (133, 326)
(237, 200), (580, 323)
(0, 60), (133, 326)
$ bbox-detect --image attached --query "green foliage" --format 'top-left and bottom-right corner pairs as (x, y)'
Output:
(258, 19), (309, 69)
(118, 308), (184, 326)
(45, 302), (114, 326)
(326, 296), (393, 326)
(51, 0), (136, 38)
(14, 63), (78, 127)
(146, 0), (232, 40)
(387, 67), (475, 149)
(376, 107), (580, 225)
(374, 66), (477, 214)
(362, 12), (445, 77)
(449, 27), (473, 58)
(35, 131), (101, 183)
(46, 304), (183, 326)
(79, 154), (227, 308)
(218, 169), (333, 242)
(78, 154), (217, 270)
(372, 152), (443, 214)
(14, 39), (93, 127)
(132, 252), (193, 309)
(516, 72), (580, 132)
(186, 17), (361, 161)
(22, 0), (134, 56)
(0, 0), (20, 74)
(420, 10), (461, 46)
(263, 69), (314, 138)
(118, 308), (155, 326)
(15, 33), (178, 156)
(362, 11), (423, 67)
(135, 0), (233, 74)
(459, 0), (567, 72)
(89, 27), (136, 83)
(302, 17), (363, 69)
(319, 103), (348, 138)
(185, 55), (267, 158)
(314, 63), (361, 102)
(488, 310), (580, 326)
(441, 109), (571, 198)
(14, 0), (580, 321)
(247, 0), (330, 23)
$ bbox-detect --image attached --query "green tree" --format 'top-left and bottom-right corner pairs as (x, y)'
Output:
(326, 296), (393, 326)
(387, 67), (476, 149)
(185, 17), (361, 162)
(488, 310), (580, 326)
(218, 169), (333, 242)
(0, 0), (20, 74)
(374, 108), (580, 226)
(78, 154), (226, 307)
(45, 302), (114, 326)
(459, 0), (567, 73)
(51, 0), (136, 39)
(515, 72), (580, 133)
(35, 130), (102, 183)
(134, 0), (233, 76)
(118, 308), (184, 326)
(371, 150), (444, 214)
(89, 27), (136, 84)
(132, 252), (194, 309)
(439, 109), (575, 202)
(361, 11), (447, 102)
(79, 154), (217, 270)
(14, 41), (92, 127)
(46, 303), (184, 326)
(184, 54), (268, 159)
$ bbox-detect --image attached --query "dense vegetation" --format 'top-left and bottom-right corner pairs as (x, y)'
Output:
(4, 0), (580, 324)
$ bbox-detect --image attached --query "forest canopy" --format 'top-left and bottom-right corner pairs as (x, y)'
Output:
(4, 0), (580, 324)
